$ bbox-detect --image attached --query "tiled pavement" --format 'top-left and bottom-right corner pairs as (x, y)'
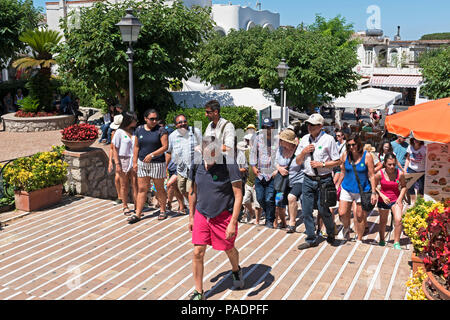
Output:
(0, 129), (109, 163)
(0, 196), (412, 300)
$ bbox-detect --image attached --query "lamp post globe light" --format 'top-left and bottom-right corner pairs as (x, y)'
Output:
(116, 8), (142, 112)
(276, 58), (289, 128)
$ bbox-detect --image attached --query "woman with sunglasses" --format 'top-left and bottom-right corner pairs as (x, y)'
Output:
(336, 133), (377, 241)
(130, 109), (168, 224)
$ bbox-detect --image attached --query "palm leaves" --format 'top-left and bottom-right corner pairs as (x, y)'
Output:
(12, 28), (62, 70)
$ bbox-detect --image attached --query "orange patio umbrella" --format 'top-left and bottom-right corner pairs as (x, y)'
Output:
(385, 97), (450, 144)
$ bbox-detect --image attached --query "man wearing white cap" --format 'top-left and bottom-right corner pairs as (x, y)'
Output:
(295, 113), (341, 250)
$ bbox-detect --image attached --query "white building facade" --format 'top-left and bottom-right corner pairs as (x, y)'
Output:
(353, 28), (450, 105)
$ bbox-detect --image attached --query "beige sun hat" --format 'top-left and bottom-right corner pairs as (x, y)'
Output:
(110, 114), (123, 130)
(279, 129), (298, 145)
(363, 144), (376, 152)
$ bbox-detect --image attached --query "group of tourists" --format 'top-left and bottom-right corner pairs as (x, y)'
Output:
(104, 100), (425, 300)
(1, 89), (24, 115)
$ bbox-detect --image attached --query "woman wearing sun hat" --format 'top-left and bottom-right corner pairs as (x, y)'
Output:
(275, 129), (304, 233)
(108, 113), (124, 205)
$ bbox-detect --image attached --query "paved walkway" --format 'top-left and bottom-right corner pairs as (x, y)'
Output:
(0, 196), (412, 300)
(0, 130), (109, 163)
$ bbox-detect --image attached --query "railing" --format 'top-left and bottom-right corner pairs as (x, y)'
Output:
(0, 158), (17, 201)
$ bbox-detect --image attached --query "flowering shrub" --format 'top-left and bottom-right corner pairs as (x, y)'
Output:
(61, 123), (99, 141)
(406, 267), (428, 300)
(3, 146), (68, 192)
(15, 110), (58, 117)
(402, 197), (440, 254)
(419, 202), (450, 288)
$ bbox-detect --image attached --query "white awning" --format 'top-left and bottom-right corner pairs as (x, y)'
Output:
(331, 88), (402, 110)
(170, 87), (282, 119)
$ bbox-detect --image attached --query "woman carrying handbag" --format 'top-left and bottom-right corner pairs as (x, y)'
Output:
(336, 133), (377, 242)
(274, 129), (303, 233)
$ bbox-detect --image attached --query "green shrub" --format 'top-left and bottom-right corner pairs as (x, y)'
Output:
(165, 106), (257, 133)
(90, 94), (108, 114)
(17, 96), (40, 113)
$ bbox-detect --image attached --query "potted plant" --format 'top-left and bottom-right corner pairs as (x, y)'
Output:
(420, 203), (450, 300)
(402, 197), (438, 272)
(3, 146), (68, 212)
(61, 123), (99, 151)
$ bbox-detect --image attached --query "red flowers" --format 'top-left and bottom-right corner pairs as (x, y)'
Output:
(61, 123), (99, 141)
(420, 206), (450, 286)
(15, 110), (58, 117)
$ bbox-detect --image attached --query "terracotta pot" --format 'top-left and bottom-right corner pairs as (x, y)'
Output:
(426, 271), (450, 300)
(14, 184), (63, 212)
(61, 139), (96, 151)
(422, 278), (434, 300)
(411, 251), (425, 273)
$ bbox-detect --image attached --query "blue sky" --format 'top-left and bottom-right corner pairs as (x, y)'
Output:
(33, 0), (449, 40)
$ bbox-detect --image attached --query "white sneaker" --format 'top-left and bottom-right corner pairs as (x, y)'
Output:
(232, 267), (245, 289)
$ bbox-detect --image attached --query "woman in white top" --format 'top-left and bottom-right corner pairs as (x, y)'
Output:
(404, 138), (426, 206)
(112, 112), (138, 216)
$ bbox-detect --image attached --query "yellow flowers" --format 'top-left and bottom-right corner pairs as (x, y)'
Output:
(406, 267), (428, 300)
(3, 148), (68, 192)
(402, 197), (434, 253)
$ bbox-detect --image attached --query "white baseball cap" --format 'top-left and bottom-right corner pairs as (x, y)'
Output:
(305, 113), (325, 126)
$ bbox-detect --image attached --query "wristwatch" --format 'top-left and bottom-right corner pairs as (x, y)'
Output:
(322, 162), (326, 168)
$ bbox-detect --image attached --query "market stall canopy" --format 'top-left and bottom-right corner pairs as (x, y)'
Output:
(331, 88), (402, 109)
(384, 98), (450, 144)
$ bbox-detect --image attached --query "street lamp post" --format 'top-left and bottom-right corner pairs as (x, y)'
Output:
(116, 8), (142, 112)
(276, 58), (289, 128)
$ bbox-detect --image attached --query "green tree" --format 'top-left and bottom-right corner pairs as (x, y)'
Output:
(193, 16), (359, 111)
(12, 28), (62, 111)
(55, 0), (214, 117)
(193, 26), (273, 89)
(308, 14), (356, 47)
(420, 32), (450, 40)
(259, 27), (359, 111)
(419, 46), (450, 99)
(0, 0), (42, 68)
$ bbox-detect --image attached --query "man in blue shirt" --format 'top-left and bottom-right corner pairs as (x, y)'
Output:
(391, 135), (409, 171)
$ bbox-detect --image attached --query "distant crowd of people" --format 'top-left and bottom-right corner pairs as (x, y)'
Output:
(102, 99), (425, 300)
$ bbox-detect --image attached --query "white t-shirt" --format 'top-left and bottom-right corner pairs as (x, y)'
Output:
(112, 128), (135, 158)
(407, 145), (426, 172)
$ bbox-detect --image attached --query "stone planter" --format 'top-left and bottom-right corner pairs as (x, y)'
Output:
(61, 139), (96, 152)
(423, 271), (450, 300)
(14, 184), (63, 212)
(2, 113), (75, 132)
(411, 251), (425, 273)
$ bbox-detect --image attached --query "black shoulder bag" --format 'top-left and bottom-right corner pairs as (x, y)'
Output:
(350, 155), (375, 212)
(273, 146), (298, 193)
(309, 135), (337, 208)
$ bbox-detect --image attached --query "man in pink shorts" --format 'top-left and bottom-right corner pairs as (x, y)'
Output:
(188, 136), (244, 300)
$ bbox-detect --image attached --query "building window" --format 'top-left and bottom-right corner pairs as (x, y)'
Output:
(365, 50), (373, 65)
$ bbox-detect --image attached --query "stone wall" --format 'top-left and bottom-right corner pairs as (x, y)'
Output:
(63, 148), (117, 200)
(2, 113), (75, 132)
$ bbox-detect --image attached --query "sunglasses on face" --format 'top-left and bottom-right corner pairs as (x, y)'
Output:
(177, 120), (187, 125)
(347, 143), (357, 147)
(147, 117), (158, 121)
